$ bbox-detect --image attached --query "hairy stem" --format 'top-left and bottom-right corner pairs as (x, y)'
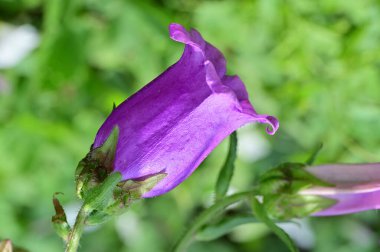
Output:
(65, 205), (90, 252)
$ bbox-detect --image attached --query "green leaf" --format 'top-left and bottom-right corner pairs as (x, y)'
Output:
(251, 198), (299, 252)
(305, 143), (323, 165)
(215, 131), (237, 200)
(173, 191), (252, 252)
(196, 213), (258, 241)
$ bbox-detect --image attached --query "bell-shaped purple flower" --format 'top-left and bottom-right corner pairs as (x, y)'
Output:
(302, 163), (380, 216)
(93, 23), (279, 198)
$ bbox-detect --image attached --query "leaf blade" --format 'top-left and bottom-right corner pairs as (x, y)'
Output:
(251, 198), (299, 252)
(196, 213), (258, 241)
(215, 131), (238, 200)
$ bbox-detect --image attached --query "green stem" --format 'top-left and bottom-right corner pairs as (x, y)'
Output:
(65, 205), (90, 252)
(173, 191), (254, 252)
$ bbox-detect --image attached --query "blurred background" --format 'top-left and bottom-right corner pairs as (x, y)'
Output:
(1, 0), (380, 251)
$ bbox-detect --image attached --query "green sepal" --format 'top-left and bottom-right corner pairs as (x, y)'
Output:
(51, 193), (71, 242)
(85, 210), (113, 225)
(263, 194), (336, 220)
(106, 173), (167, 215)
(259, 162), (332, 195)
(118, 173), (167, 199)
(215, 132), (237, 201)
(75, 125), (167, 225)
(84, 173), (167, 225)
(252, 198), (299, 252)
(76, 126), (119, 199)
(258, 162), (336, 220)
(83, 172), (122, 211)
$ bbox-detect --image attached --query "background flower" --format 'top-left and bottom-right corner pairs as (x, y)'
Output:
(303, 163), (380, 216)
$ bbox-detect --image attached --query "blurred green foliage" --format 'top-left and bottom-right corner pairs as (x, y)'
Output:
(0, 0), (380, 251)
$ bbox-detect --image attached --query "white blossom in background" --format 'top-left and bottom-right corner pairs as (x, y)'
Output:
(0, 24), (39, 69)
(115, 211), (141, 245)
(229, 218), (314, 249)
(64, 202), (82, 228)
(277, 219), (315, 250)
(237, 126), (271, 162)
(64, 202), (98, 232)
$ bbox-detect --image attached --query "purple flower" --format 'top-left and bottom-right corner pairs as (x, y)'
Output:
(302, 163), (380, 216)
(93, 23), (279, 198)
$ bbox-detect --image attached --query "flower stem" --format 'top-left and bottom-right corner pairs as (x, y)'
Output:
(65, 205), (90, 252)
(173, 191), (254, 252)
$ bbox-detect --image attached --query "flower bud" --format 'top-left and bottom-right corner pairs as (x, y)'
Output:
(302, 163), (380, 216)
(259, 162), (380, 218)
(258, 162), (334, 220)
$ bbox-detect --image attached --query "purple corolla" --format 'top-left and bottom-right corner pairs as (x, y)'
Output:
(92, 23), (279, 197)
(302, 163), (380, 216)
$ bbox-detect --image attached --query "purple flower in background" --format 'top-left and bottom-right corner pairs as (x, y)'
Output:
(302, 163), (380, 216)
(93, 23), (279, 198)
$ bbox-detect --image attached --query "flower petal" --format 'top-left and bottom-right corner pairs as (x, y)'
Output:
(313, 189), (380, 216)
(169, 23), (226, 78)
(93, 23), (278, 197)
(304, 163), (380, 216)
(306, 163), (380, 189)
